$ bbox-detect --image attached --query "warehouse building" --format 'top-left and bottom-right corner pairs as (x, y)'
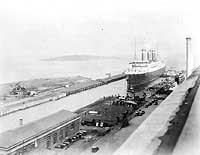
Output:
(0, 110), (80, 155)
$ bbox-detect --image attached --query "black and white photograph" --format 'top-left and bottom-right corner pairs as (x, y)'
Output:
(0, 0), (200, 155)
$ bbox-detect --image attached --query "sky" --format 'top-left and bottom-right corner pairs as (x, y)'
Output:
(0, 0), (199, 68)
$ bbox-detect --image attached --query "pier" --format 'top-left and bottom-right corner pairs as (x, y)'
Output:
(114, 66), (200, 155)
(0, 68), (194, 155)
(0, 71), (176, 155)
(0, 74), (126, 117)
(0, 78), (127, 134)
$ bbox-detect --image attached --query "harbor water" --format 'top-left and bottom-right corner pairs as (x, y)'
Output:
(0, 79), (127, 133)
(0, 57), (129, 84)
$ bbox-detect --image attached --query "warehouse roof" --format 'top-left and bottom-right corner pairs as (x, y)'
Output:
(0, 110), (79, 150)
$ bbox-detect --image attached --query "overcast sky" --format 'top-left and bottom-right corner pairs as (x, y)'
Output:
(0, 0), (199, 67)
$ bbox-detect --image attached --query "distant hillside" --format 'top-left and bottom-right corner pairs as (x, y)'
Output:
(42, 55), (121, 61)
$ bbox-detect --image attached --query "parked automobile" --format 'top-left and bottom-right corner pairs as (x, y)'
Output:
(154, 101), (159, 105)
(79, 130), (87, 136)
(63, 141), (70, 149)
(76, 133), (84, 139)
(135, 110), (145, 116)
(91, 146), (99, 153)
(144, 105), (149, 108)
(54, 143), (65, 149)
(71, 136), (78, 142)
(85, 135), (95, 142)
(63, 137), (72, 143)
(146, 101), (152, 106)
(75, 134), (81, 139)
(140, 111), (145, 116)
(63, 141), (70, 146)
(134, 111), (140, 116)
(76, 132), (83, 136)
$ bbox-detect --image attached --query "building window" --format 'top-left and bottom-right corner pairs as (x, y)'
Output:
(47, 140), (51, 149)
(59, 129), (64, 141)
(65, 127), (68, 137)
(46, 136), (51, 148)
(53, 133), (57, 144)
(70, 123), (74, 130)
(31, 142), (35, 148)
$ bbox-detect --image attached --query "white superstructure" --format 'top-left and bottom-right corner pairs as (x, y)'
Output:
(126, 49), (166, 75)
(126, 49), (166, 90)
(126, 60), (166, 75)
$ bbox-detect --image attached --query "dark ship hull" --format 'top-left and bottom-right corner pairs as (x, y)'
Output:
(127, 66), (166, 91)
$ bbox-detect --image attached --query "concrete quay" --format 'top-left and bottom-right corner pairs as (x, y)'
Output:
(172, 68), (200, 155)
(114, 66), (200, 155)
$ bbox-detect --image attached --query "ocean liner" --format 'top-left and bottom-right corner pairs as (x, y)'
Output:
(126, 49), (166, 91)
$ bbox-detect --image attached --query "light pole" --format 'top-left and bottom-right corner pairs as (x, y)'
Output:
(186, 37), (191, 78)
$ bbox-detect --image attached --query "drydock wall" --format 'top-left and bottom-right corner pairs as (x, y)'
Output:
(114, 66), (200, 155)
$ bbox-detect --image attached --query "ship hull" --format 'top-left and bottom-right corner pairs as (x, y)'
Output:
(127, 66), (166, 91)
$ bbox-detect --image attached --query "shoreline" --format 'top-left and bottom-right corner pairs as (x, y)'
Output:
(0, 74), (126, 117)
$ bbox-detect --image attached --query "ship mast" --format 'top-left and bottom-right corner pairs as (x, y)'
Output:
(134, 38), (137, 60)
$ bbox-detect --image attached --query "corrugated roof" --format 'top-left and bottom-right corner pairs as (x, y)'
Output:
(0, 110), (79, 150)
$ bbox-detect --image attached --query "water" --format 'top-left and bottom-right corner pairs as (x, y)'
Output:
(0, 56), (183, 133)
(0, 79), (127, 133)
(0, 57), (129, 133)
(0, 57), (130, 84)
(0, 55), (186, 84)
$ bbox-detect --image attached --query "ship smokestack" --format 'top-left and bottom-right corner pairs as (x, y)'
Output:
(147, 51), (150, 61)
(148, 50), (152, 61)
(152, 50), (157, 61)
(141, 49), (146, 61)
(151, 50), (154, 61)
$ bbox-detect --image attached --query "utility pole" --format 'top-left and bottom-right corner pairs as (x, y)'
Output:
(186, 37), (191, 78)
